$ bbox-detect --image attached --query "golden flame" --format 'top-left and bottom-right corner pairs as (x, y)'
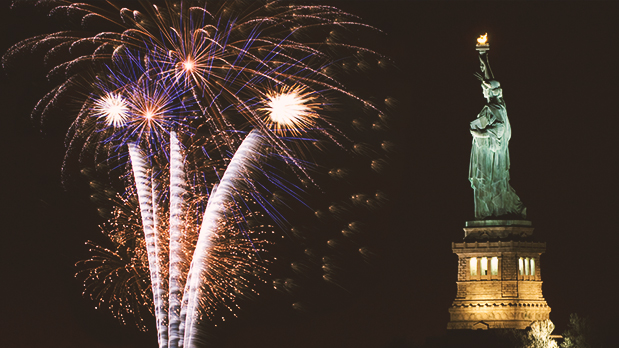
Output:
(477, 33), (488, 45)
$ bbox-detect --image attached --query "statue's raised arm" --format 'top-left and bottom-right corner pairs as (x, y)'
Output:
(469, 36), (526, 220)
(478, 49), (493, 81)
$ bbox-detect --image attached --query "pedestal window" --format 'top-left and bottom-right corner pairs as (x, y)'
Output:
(490, 256), (498, 275)
(470, 257), (477, 276)
(480, 257), (488, 275)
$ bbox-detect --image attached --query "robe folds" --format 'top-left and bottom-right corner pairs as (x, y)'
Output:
(469, 97), (525, 219)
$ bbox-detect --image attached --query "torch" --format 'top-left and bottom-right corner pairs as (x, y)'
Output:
(475, 33), (493, 80)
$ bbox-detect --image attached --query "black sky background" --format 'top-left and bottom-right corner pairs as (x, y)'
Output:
(2, 1), (619, 348)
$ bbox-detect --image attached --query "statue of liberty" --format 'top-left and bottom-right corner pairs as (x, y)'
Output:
(469, 42), (526, 220)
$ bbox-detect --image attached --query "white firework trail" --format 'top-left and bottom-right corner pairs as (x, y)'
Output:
(128, 143), (168, 348)
(168, 131), (185, 348)
(180, 130), (262, 348)
(152, 170), (169, 348)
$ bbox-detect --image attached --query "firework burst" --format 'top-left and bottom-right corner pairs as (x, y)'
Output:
(260, 85), (321, 136)
(93, 92), (130, 127)
(5, 1), (394, 347)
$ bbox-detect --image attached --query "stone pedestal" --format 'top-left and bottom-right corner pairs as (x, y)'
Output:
(447, 221), (551, 330)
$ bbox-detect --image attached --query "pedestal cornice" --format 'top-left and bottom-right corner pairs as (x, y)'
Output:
(463, 221), (534, 241)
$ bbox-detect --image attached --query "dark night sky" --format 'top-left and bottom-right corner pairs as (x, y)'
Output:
(2, 1), (619, 348)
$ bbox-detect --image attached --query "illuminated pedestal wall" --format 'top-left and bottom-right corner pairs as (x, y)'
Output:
(447, 223), (551, 330)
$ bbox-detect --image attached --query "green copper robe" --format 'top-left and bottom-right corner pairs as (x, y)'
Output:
(469, 95), (526, 219)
